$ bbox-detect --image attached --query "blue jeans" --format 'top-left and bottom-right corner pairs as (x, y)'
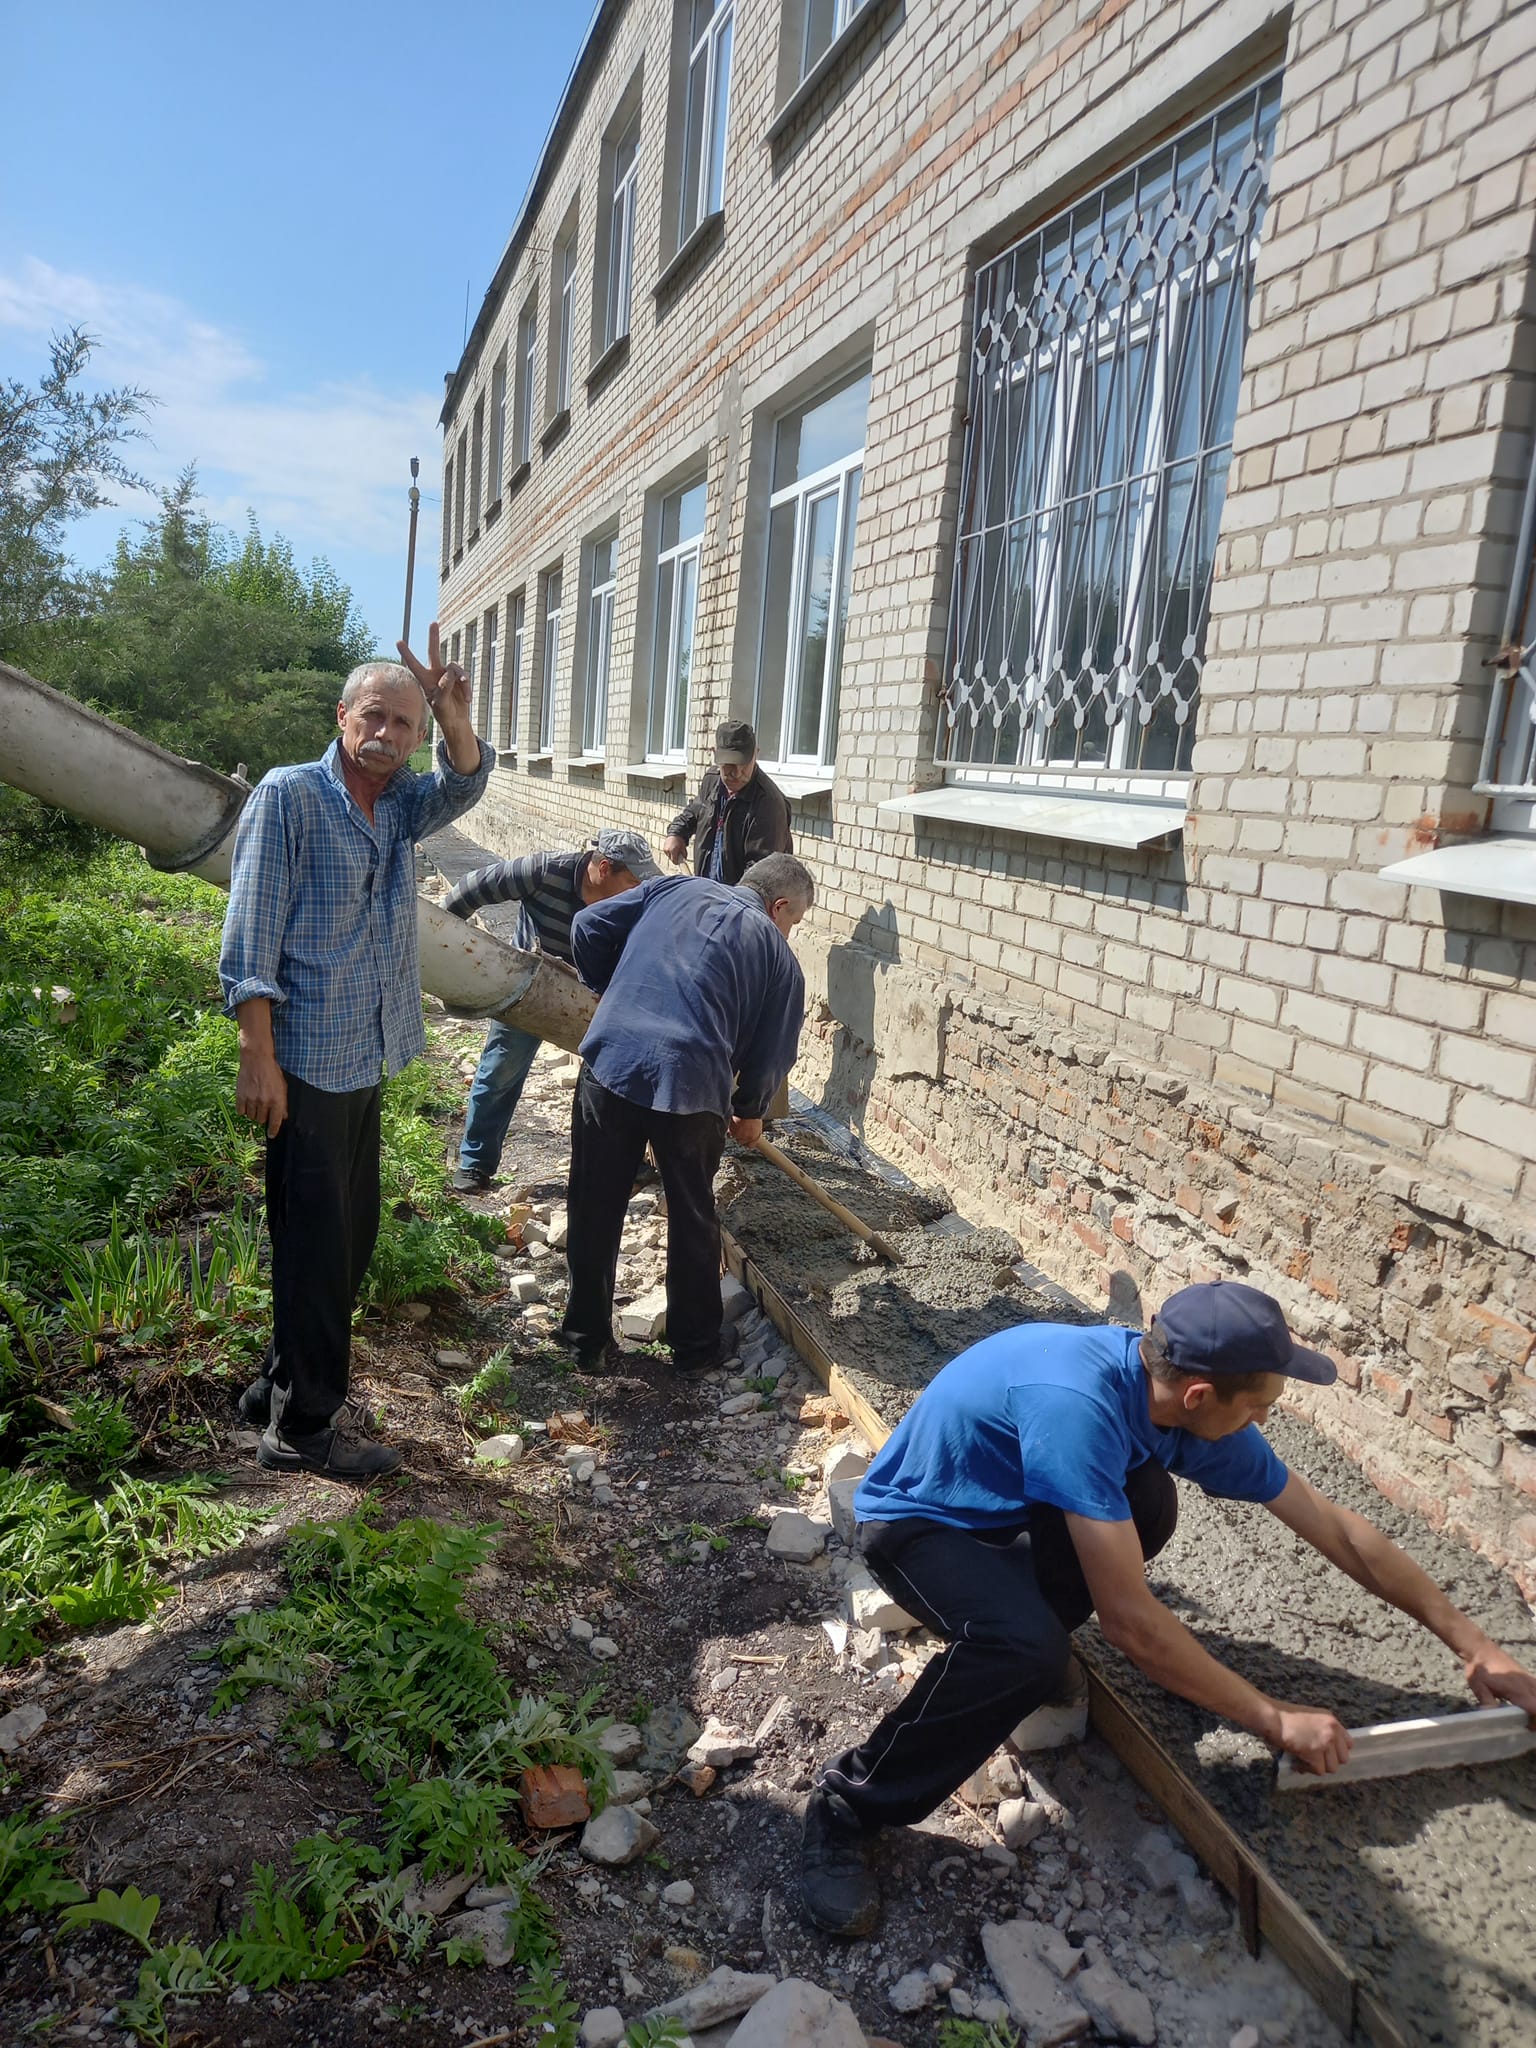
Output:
(458, 1021), (542, 1176)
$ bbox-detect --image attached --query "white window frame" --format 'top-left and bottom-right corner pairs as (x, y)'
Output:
(453, 430), (467, 553)
(649, 483), (706, 761)
(468, 394), (484, 533)
(515, 300), (536, 466)
(759, 438), (863, 774)
(440, 453), (454, 573)
(503, 591), (525, 751)
(681, 0), (734, 244)
(487, 353), (506, 505)
(463, 619), (479, 726)
(802, 0), (867, 81)
(555, 232), (577, 414)
(539, 574), (562, 753)
(481, 605), (498, 737)
(583, 536), (618, 757)
(607, 119), (641, 351)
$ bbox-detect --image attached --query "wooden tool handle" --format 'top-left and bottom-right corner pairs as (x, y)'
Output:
(752, 1134), (903, 1264)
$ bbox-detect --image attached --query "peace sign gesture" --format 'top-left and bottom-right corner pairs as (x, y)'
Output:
(397, 621), (473, 728)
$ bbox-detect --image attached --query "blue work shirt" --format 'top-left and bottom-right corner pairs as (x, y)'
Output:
(219, 735), (493, 1092)
(572, 874), (804, 1121)
(855, 1322), (1289, 1528)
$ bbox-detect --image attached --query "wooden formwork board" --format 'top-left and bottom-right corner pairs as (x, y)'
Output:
(720, 1226), (1414, 2048)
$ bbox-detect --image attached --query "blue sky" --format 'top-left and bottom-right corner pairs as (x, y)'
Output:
(2, 1), (594, 652)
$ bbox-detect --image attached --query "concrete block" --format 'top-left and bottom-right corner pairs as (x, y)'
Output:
(827, 1476), (860, 1544)
(980, 1919), (1090, 2043)
(720, 1272), (753, 1326)
(618, 1287), (668, 1340)
(845, 1563), (919, 1633)
(1008, 1697), (1089, 1753)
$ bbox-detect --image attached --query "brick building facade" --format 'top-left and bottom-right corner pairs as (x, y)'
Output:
(438, 0), (1536, 1592)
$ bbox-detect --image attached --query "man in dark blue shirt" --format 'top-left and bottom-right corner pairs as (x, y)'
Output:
(560, 853), (812, 1373)
(802, 1281), (1536, 1936)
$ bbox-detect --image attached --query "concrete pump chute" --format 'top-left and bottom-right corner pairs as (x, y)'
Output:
(0, 658), (597, 1053)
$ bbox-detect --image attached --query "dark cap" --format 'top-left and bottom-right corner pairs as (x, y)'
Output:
(1152, 1281), (1337, 1386)
(714, 720), (757, 766)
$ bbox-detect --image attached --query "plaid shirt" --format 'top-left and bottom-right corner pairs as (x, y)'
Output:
(219, 735), (494, 1091)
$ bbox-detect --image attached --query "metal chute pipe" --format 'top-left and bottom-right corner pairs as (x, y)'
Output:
(0, 658), (595, 1054)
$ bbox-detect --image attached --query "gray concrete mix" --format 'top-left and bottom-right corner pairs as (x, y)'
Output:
(723, 1136), (1536, 2048)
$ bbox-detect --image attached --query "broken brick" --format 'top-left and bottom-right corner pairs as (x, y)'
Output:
(520, 1764), (591, 1830)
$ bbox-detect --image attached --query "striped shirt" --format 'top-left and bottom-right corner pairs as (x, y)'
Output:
(219, 735), (494, 1092)
(441, 851), (589, 965)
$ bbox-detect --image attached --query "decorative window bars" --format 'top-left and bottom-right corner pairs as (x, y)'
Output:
(940, 76), (1283, 778)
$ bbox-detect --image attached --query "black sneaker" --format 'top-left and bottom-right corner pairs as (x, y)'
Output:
(799, 1788), (880, 1937)
(256, 1418), (403, 1478)
(449, 1167), (493, 1194)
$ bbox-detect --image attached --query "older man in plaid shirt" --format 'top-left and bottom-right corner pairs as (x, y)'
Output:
(219, 628), (492, 1477)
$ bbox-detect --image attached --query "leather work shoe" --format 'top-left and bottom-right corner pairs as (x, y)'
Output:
(799, 1788), (879, 1937)
(256, 1418), (403, 1478)
(449, 1167), (493, 1194)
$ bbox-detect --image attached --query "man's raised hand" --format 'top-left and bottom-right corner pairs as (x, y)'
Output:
(398, 621), (472, 724)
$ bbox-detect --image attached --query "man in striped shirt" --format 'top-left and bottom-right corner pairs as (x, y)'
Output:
(444, 826), (660, 1192)
(220, 632), (492, 1478)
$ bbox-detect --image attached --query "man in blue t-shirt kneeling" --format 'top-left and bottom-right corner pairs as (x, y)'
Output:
(801, 1280), (1536, 1938)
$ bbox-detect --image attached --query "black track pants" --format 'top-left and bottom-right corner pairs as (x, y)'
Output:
(821, 1460), (1178, 1828)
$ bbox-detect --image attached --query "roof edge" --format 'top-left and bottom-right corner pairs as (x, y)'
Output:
(440, 0), (629, 429)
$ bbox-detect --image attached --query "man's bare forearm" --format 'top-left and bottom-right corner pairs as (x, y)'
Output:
(1110, 1602), (1282, 1742)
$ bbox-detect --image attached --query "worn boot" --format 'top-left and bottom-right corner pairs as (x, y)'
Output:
(237, 1376), (375, 1431)
(257, 1415), (402, 1478)
(799, 1788), (879, 1937)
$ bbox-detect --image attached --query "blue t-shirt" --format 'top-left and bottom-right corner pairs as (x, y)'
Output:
(854, 1323), (1288, 1528)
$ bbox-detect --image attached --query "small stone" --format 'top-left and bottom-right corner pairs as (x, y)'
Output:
(547, 1410), (590, 1439)
(822, 1443), (870, 1486)
(720, 1272), (753, 1325)
(845, 1565), (918, 1633)
(1010, 1697), (1089, 1752)
(610, 1769), (650, 1804)
(646, 1965), (776, 2033)
(662, 1879), (696, 1907)
(599, 1722), (645, 1765)
(520, 1764), (591, 1829)
(948, 1987), (974, 2017)
(686, 1718), (756, 1768)
(1229, 2029), (1261, 2048)
(798, 1393), (849, 1429)
(435, 1348), (471, 1369)
(570, 1616), (595, 1643)
(1134, 1827), (1198, 1893)
(678, 1761), (717, 1796)
(589, 1635), (619, 1660)
(710, 1666), (740, 1694)
(709, 1975), (863, 2045)
(400, 1301), (432, 1323)
(1177, 1874), (1228, 1931)
(1076, 1962), (1156, 2045)
(0, 1704), (47, 1754)
(766, 1512), (828, 1561)
(580, 2010), (626, 2048)
(397, 1862), (474, 1918)
(998, 1797), (1048, 1850)
(474, 1432), (525, 1464)
(827, 1478), (861, 1544)
(889, 1969), (935, 2013)
(439, 1903), (518, 1967)
(928, 1964), (956, 1992)
(719, 1392), (762, 1417)
(580, 1806), (659, 1866)
(619, 1287), (668, 1340)
(981, 1918), (1090, 2043)
(507, 1272), (541, 1305)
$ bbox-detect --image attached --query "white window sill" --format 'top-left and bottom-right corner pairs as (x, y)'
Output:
(495, 748), (517, 767)
(524, 749), (554, 766)
(877, 785), (1186, 849)
(774, 773), (835, 802)
(625, 760), (689, 784)
(562, 755), (606, 775)
(1379, 836), (1536, 909)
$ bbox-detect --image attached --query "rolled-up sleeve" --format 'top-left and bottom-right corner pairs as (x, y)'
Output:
(406, 735), (495, 840)
(219, 782), (295, 1013)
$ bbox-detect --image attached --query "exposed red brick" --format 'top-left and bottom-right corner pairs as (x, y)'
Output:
(1504, 1443), (1536, 1502)
(1175, 1183), (1202, 1216)
(1460, 1303), (1535, 1366)
(520, 1765), (590, 1830)
(1112, 1212), (1136, 1244)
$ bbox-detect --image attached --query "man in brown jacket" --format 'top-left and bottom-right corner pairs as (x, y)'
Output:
(663, 720), (792, 883)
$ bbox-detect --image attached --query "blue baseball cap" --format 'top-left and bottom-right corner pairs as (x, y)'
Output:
(1152, 1281), (1337, 1386)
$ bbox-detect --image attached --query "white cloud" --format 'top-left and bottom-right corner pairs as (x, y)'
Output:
(0, 256), (443, 637)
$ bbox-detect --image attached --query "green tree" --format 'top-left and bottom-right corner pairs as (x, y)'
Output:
(0, 328), (149, 662)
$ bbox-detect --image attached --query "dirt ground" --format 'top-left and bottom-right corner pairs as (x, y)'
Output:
(1, 1014), (1337, 2048)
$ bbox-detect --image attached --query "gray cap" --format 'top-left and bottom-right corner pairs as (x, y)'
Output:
(593, 826), (661, 880)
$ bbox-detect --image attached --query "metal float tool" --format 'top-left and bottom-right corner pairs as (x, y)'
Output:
(1276, 1702), (1536, 1791)
(750, 1134), (903, 1265)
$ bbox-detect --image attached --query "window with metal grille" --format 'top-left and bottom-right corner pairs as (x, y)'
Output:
(755, 368), (869, 771)
(650, 479), (706, 760)
(583, 534), (617, 755)
(1480, 451), (1536, 806)
(941, 76), (1282, 778)
(681, 0), (733, 243)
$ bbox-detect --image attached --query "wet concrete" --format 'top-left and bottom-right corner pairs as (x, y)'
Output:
(724, 1130), (1536, 2048)
(719, 1127), (1092, 1423)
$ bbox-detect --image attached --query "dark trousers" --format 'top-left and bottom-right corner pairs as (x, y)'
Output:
(561, 1067), (727, 1369)
(822, 1460), (1178, 1829)
(264, 1073), (381, 1436)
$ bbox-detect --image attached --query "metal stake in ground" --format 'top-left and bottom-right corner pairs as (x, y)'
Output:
(751, 1134), (903, 1265)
